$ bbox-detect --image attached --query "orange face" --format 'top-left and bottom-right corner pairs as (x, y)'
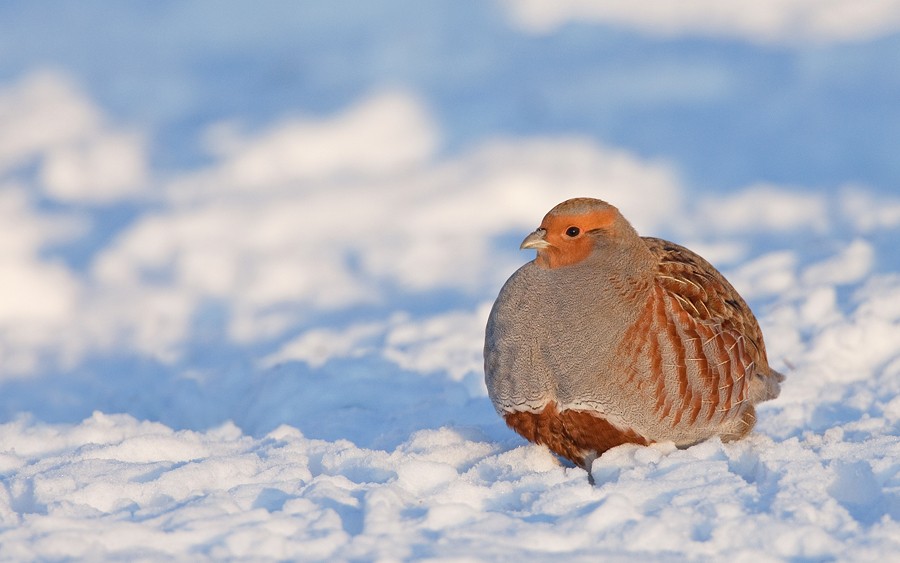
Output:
(523, 207), (619, 269)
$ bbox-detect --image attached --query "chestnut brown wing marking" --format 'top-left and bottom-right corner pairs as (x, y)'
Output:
(643, 237), (763, 427)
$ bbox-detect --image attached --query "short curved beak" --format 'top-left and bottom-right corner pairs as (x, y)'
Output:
(520, 228), (550, 250)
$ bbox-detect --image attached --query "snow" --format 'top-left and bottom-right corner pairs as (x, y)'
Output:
(1, 2), (900, 560)
(3, 415), (900, 559)
(502, 0), (900, 44)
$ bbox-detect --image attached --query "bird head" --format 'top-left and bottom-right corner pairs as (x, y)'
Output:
(521, 197), (638, 269)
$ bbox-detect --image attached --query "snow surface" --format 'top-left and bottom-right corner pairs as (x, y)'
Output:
(1, 2), (900, 560)
(502, 0), (900, 44)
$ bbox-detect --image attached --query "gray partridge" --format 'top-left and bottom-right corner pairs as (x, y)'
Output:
(484, 197), (784, 475)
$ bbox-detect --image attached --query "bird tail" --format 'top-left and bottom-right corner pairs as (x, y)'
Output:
(752, 368), (785, 403)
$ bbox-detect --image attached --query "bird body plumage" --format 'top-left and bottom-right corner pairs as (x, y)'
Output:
(484, 198), (784, 472)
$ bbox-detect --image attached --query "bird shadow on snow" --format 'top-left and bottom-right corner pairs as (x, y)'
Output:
(240, 356), (503, 450)
(0, 352), (501, 452)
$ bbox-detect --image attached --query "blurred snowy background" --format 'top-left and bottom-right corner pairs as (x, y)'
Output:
(1, 1), (900, 559)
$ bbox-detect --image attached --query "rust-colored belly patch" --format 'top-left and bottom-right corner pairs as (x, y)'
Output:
(503, 402), (649, 468)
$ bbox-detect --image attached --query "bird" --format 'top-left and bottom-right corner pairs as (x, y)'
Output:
(484, 197), (784, 479)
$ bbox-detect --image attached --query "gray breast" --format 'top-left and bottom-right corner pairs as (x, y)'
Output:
(484, 263), (555, 413)
(484, 261), (630, 416)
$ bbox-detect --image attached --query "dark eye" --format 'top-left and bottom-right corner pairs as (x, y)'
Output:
(565, 226), (580, 237)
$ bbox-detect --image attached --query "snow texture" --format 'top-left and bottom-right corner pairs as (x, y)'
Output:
(503, 0), (900, 44)
(1, 2), (899, 560)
